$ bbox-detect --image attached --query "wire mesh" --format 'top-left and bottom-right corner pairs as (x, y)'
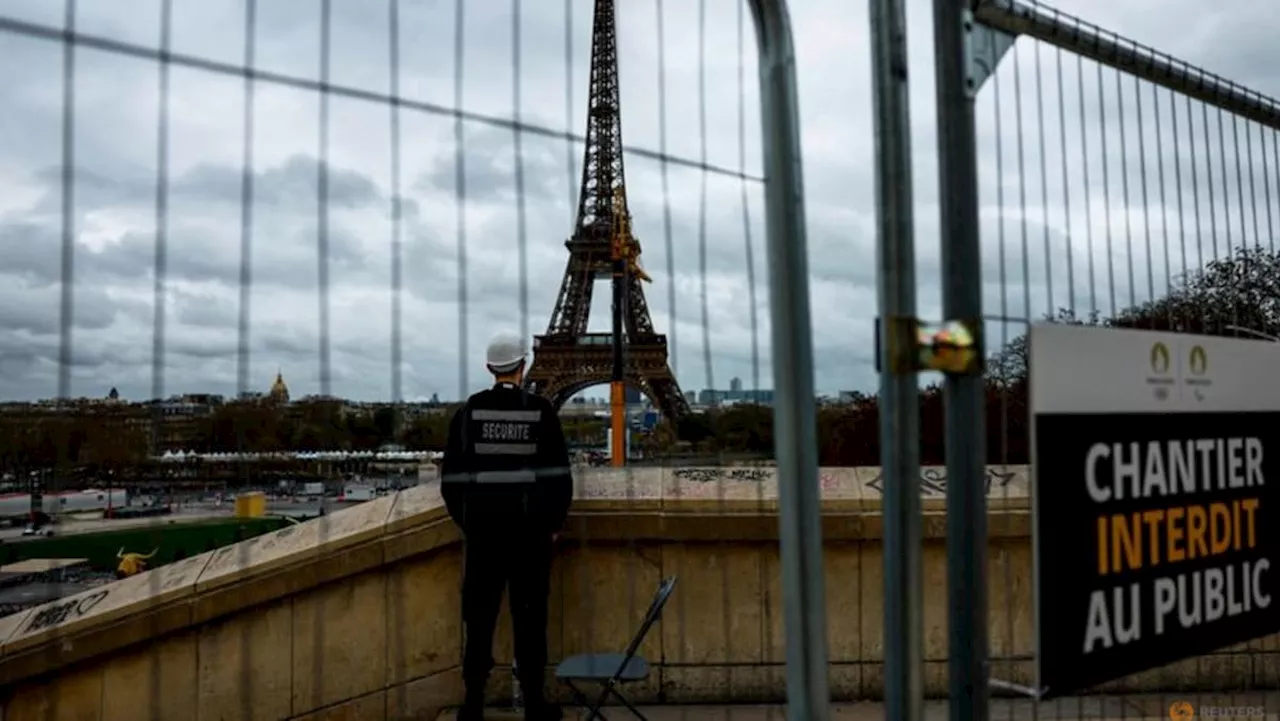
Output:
(10, 0), (1278, 719)
(966, 1), (1280, 718)
(0, 1), (836, 720)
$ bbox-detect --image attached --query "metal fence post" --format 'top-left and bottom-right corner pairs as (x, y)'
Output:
(869, 0), (925, 715)
(932, 2), (990, 720)
(745, 1), (831, 720)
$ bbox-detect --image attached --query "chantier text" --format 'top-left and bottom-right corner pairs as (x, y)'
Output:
(1085, 438), (1264, 503)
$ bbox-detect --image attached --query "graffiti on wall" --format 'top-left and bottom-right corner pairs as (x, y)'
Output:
(23, 589), (109, 634)
(671, 467), (772, 484)
(573, 466), (1021, 499)
(862, 467), (1019, 497)
(674, 468), (842, 491)
(577, 481), (659, 499)
(663, 467), (776, 499)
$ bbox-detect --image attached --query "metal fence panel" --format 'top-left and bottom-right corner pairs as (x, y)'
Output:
(965, 0), (1280, 718)
(0, 0), (836, 719)
(745, 2), (832, 719)
(868, 0), (926, 718)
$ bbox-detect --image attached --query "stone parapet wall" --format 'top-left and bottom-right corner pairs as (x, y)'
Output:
(0, 465), (1269, 721)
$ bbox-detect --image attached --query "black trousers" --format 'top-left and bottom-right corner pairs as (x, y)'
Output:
(461, 532), (554, 698)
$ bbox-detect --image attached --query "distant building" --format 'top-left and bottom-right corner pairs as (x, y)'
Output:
(696, 387), (774, 405)
(153, 394), (224, 452)
(0, 389), (153, 457)
(268, 371), (290, 404)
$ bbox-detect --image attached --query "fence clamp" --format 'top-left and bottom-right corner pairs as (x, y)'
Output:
(877, 317), (984, 376)
(963, 9), (1016, 98)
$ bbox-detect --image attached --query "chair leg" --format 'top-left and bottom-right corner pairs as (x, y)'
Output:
(584, 686), (613, 721)
(584, 684), (647, 721)
(564, 680), (591, 708)
(565, 680), (608, 721)
(610, 688), (647, 721)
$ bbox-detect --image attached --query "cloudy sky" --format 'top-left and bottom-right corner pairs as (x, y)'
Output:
(0, 0), (1276, 404)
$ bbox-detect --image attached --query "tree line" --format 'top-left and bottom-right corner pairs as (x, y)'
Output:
(0, 413), (151, 478)
(1, 247), (1273, 474)
(694, 245), (1279, 466)
(0, 401), (445, 475)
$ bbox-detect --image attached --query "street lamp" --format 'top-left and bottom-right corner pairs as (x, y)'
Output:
(1224, 325), (1280, 342)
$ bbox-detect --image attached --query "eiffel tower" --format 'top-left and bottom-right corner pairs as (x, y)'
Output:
(524, 0), (689, 421)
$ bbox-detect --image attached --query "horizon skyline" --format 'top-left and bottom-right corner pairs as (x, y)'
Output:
(0, 372), (775, 405)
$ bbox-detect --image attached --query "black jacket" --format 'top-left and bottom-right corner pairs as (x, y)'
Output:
(440, 383), (573, 537)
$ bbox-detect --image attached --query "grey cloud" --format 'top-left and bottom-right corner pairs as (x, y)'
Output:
(415, 125), (569, 204)
(29, 167), (151, 214)
(260, 331), (324, 359)
(164, 332), (243, 361)
(0, 221), (63, 287)
(175, 155), (385, 210)
(0, 328), (124, 371)
(0, 0), (1276, 402)
(2, 158), (381, 287)
(0, 281), (118, 334)
(28, 154), (389, 221)
(174, 289), (237, 329)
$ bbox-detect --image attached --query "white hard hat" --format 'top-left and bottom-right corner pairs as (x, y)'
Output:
(485, 332), (527, 374)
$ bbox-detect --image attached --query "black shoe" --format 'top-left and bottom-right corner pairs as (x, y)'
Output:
(455, 676), (483, 721)
(456, 686), (486, 721)
(523, 701), (563, 721)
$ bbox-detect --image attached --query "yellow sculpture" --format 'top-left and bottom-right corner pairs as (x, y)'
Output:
(116, 547), (158, 578)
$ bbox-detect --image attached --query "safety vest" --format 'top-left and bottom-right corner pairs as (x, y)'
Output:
(462, 391), (545, 485)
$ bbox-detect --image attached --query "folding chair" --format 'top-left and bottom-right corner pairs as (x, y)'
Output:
(555, 576), (677, 721)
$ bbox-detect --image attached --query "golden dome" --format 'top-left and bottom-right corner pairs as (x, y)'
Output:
(269, 370), (290, 403)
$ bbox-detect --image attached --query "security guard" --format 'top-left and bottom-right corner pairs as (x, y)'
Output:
(442, 332), (573, 721)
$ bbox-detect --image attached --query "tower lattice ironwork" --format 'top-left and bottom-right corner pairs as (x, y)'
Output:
(524, 0), (689, 421)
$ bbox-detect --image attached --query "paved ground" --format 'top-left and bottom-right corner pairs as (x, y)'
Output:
(0, 581), (93, 607)
(0, 499), (366, 542)
(437, 693), (1280, 720)
(0, 511), (227, 542)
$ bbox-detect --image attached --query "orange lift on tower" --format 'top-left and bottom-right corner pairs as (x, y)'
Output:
(609, 186), (649, 467)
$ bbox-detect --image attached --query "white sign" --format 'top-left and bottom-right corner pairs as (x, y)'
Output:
(1030, 323), (1280, 414)
(1029, 324), (1280, 698)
